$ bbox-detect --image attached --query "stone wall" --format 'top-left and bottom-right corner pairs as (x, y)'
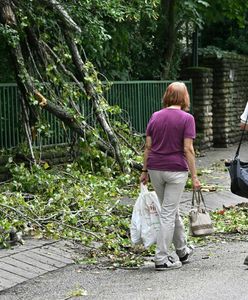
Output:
(181, 67), (213, 150)
(181, 52), (248, 148)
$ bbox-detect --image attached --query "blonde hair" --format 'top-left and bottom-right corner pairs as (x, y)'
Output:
(162, 82), (190, 111)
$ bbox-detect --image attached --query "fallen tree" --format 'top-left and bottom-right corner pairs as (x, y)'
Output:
(0, 0), (142, 171)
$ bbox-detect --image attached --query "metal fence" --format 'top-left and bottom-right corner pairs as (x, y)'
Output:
(0, 80), (192, 149)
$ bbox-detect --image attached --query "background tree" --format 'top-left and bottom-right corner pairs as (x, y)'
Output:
(200, 0), (248, 54)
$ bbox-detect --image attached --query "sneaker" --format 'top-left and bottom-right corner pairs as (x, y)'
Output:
(177, 245), (194, 264)
(155, 256), (182, 271)
(244, 255), (248, 265)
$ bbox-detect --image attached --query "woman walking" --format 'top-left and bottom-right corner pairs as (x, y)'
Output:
(140, 82), (201, 271)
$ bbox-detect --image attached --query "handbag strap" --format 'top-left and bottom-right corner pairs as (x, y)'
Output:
(235, 109), (248, 159)
(191, 189), (207, 209)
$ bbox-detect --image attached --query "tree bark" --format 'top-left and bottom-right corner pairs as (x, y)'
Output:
(159, 0), (177, 79)
(19, 95), (36, 163)
(41, 0), (82, 34)
(64, 32), (126, 172)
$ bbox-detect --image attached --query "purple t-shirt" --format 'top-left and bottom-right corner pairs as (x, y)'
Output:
(146, 108), (196, 171)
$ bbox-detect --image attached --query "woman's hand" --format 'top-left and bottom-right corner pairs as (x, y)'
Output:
(240, 123), (248, 131)
(140, 171), (149, 185)
(192, 177), (201, 190)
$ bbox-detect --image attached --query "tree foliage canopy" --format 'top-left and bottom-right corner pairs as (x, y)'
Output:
(200, 0), (248, 55)
(3, 0), (245, 82)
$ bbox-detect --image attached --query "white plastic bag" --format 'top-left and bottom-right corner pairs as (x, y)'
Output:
(130, 184), (161, 248)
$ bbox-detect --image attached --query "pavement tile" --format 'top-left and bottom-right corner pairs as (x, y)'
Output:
(41, 245), (74, 259)
(0, 257), (46, 275)
(0, 277), (15, 290)
(11, 253), (57, 272)
(0, 269), (26, 284)
(25, 250), (66, 268)
(0, 261), (36, 279)
(0, 240), (56, 258)
(31, 248), (74, 264)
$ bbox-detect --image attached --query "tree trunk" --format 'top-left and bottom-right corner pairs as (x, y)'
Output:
(64, 32), (126, 171)
(159, 0), (177, 79)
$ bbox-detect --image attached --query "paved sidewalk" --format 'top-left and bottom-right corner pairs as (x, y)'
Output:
(0, 239), (75, 292)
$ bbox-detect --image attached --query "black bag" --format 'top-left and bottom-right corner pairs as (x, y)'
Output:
(227, 113), (248, 198)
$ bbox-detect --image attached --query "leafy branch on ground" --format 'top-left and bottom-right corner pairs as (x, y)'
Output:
(0, 161), (143, 267)
(0, 161), (248, 268)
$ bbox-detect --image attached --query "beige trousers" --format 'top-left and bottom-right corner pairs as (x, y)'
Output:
(148, 170), (188, 265)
